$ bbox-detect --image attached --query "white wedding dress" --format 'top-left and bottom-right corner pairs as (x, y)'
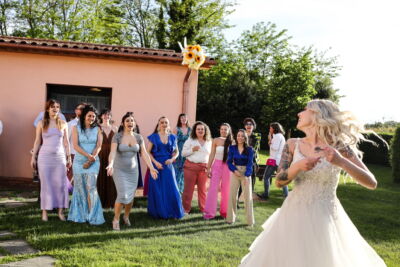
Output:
(240, 139), (386, 267)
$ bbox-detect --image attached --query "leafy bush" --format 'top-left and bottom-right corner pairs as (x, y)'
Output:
(390, 126), (400, 182)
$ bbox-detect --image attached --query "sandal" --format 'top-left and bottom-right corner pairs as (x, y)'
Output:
(58, 213), (66, 221)
(112, 219), (120, 231)
(123, 216), (131, 227)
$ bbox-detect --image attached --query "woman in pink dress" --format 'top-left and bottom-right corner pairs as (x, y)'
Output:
(31, 99), (71, 221)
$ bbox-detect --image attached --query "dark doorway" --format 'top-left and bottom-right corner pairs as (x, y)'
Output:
(47, 84), (112, 121)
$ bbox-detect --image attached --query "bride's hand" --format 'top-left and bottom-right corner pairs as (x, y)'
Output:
(321, 146), (344, 166)
(296, 157), (321, 171)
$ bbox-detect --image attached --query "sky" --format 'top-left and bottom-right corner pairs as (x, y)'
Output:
(223, 0), (400, 123)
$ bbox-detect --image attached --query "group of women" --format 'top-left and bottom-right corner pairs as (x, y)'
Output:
(30, 98), (387, 266)
(31, 100), (261, 229)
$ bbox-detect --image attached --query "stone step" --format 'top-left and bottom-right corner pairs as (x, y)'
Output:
(0, 256), (55, 266)
(0, 240), (38, 255)
(0, 232), (16, 238)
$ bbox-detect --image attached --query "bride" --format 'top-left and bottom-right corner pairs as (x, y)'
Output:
(240, 99), (386, 267)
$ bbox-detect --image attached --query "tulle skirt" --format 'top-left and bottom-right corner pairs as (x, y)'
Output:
(240, 195), (386, 267)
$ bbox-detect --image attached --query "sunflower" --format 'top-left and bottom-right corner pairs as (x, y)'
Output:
(192, 45), (202, 52)
(185, 51), (194, 60)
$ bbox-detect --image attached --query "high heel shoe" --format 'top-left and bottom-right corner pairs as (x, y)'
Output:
(112, 219), (120, 231)
(123, 216), (131, 227)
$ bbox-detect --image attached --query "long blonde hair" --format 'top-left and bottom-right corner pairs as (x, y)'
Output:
(307, 99), (365, 157)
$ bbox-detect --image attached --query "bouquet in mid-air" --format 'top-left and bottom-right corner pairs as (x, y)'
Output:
(178, 38), (206, 70)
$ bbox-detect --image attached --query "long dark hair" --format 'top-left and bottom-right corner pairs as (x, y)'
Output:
(134, 119), (140, 134)
(190, 121), (212, 141)
(153, 116), (170, 133)
(118, 112), (134, 133)
(220, 123), (233, 162)
(79, 104), (98, 132)
(270, 122), (285, 135)
(42, 99), (62, 131)
(176, 113), (190, 128)
(235, 129), (249, 155)
(99, 108), (111, 124)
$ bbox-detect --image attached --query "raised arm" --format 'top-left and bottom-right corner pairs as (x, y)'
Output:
(327, 146), (377, 190)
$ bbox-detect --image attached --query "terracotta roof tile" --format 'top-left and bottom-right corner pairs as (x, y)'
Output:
(0, 36), (216, 68)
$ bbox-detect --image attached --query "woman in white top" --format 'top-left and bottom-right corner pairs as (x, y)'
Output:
(203, 123), (234, 219)
(258, 122), (288, 200)
(181, 121), (212, 214)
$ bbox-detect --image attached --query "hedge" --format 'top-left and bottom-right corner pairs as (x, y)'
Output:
(358, 133), (392, 166)
(390, 127), (400, 182)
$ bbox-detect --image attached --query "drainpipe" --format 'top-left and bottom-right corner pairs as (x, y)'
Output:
(182, 69), (192, 113)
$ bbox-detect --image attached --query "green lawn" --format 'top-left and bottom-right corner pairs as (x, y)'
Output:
(0, 154), (399, 266)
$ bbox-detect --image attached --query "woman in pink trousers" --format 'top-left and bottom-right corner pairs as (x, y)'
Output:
(203, 123), (234, 219)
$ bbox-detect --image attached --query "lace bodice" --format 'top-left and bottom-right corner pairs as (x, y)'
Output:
(290, 139), (342, 217)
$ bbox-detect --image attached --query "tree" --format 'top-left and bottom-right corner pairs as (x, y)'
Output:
(0, 0), (17, 35)
(121, 0), (158, 47)
(311, 49), (342, 103)
(158, 0), (234, 51)
(391, 126), (400, 183)
(261, 51), (316, 136)
(13, 0), (59, 38)
(234, 22), (290, 76)
(197, 59), (263, 135)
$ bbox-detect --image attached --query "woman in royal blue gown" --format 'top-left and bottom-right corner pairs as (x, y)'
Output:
(146, 116), (184, 219)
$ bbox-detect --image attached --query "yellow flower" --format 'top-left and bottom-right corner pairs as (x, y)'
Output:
(185, 51), (194, 59)
(192, 45), (202, 52)
(195, 55), (202, 63)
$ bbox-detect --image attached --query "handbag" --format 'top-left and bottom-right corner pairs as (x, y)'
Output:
(266, 158), (277, 167)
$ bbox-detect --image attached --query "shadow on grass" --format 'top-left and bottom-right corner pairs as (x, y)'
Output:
(0, 203), (249, 251)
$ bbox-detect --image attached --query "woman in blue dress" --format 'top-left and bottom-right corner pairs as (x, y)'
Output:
(172, 113), (191, 194)
(68, 104), (105, 225)
(147, 116), (184, 219)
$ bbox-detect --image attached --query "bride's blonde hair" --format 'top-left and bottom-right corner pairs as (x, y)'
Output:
(307, 99), (366, 158)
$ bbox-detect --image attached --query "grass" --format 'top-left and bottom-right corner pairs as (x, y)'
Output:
(0, 157), (399, 266)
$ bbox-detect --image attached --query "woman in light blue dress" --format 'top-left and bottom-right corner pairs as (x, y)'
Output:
(106, 112), (158, 230)
(173, 113), (191, 194)
(68, 104), (105, 225)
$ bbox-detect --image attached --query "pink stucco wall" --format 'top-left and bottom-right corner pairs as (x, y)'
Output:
(0, 51), (199, 179)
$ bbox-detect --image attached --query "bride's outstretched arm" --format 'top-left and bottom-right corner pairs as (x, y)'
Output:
(325, 146), (377, 190)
